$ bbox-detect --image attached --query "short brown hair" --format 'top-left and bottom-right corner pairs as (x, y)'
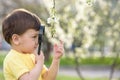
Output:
(2, 9), (41, 44)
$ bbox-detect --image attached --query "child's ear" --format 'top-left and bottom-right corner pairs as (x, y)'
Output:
(12, 34), (20, 45)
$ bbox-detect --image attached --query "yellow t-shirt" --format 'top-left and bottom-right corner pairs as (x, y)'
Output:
(3, 49), (48, 80)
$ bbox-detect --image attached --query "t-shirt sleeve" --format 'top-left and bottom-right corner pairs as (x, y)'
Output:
(8, 59), (29, 79)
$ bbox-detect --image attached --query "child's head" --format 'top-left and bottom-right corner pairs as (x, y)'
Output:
(2, 9), (41, 44)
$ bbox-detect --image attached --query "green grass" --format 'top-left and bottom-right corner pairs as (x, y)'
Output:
(0, 51), (7, 68)
(45, 56), (120, 67)
(57, 75), (109, 80)
(0, 71), (4, 80)
(80, 57), (120, 65)
(57, 75), (80, 80)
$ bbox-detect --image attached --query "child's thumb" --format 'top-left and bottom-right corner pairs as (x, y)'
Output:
(54, 44), (58, 49)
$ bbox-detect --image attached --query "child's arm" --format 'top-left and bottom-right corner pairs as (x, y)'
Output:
(43, 41), (64, 80)
(19, 52), (44, 80)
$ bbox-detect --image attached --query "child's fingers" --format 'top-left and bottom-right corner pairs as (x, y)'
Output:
(54, 40), (64, 52)
(57, 40), (63, 48)
(40, 51), (44, 56)
(37, 51), (44, 56)
(54, 43), (58, 48)
(39, 51), (45, 60)
(60, 40), (64, 45)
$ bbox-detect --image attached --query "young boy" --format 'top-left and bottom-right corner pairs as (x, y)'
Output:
(2, 9), (64, 80)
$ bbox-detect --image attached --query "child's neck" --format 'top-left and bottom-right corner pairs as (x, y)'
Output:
(11, 46), (23, 53)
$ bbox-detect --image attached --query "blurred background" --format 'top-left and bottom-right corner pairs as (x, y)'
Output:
(0, 0), (120, 80)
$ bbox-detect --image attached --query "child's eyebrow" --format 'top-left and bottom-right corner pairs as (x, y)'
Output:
(32, 32), (39, 35)
(31, 33), (38, 35)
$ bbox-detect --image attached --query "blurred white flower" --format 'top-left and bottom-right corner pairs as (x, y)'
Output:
(46, 0), (60, 37)
(47, 17), (53, 24)
(47, 16), (59, 24)
(86, 0), (96, 6)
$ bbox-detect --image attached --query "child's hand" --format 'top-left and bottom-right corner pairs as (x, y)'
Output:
(35, 51), (44, 67)
(53, 40), (64, 60)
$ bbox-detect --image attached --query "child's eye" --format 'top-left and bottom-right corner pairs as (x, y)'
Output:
(32, 36), (37, 38)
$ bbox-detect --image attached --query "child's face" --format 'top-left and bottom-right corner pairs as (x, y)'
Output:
(19, 29), (39, 53)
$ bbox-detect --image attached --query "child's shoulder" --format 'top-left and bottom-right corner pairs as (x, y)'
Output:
(4, 49), (18, 63)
